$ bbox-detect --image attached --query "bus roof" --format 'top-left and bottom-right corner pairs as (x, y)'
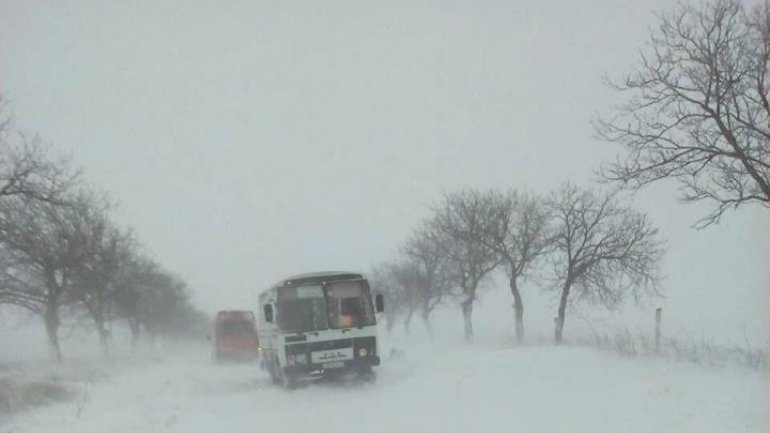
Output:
(270, 271), (364, 289)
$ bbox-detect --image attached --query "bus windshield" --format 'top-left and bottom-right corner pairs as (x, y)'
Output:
(276, 280), (375, 333)
(277, 285), (328, 333)
(325, 281), (376, 329)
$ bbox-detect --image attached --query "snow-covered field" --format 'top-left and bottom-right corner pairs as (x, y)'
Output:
(2, 297), (769, 433)
(3, 336), (768, 433)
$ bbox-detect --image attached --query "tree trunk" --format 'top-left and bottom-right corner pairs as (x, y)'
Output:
(129, 318), (141, 354)
(44, 304), (63, 363)
(420, 306), (433, 340)
(385, 314), (396, 334)
(403, 308), (414, 335)
(554, 281), (570, 344)
(148, 332), (160, 358)
(94, 314), (110, 358)
(86, 301), (111, 358)
(509, 276), (524, 343)
(461, 296), (474, 343)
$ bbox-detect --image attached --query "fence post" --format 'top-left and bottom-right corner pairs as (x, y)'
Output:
(655, 307), (662, 354)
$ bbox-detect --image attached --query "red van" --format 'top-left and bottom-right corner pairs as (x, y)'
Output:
(212, 311), (259, 362)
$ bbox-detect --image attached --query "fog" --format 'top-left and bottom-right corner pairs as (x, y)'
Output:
(0, 3), (769, 431)
(1, 0), (766, 345)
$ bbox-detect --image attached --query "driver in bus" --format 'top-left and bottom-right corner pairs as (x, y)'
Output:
(338, 298), (361, 328)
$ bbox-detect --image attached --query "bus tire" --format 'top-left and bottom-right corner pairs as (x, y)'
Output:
(357, 365), (376, 383)
(268, 357), (281, 384)
(280, 371), (297, 390)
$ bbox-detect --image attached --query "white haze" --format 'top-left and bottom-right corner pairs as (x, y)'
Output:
(3, 323), (770, 433)
(0, 0), (767, 347)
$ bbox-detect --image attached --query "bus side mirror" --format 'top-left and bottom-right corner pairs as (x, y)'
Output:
(263, 304), (274, 323)
(375, 294), (384, 313)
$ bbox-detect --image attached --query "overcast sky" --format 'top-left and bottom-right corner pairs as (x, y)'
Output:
(0, 0), (767, 341)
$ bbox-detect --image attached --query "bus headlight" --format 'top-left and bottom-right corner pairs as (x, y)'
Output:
(358, 348), (368, 357)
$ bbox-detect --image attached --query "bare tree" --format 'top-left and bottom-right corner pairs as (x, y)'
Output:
(596, 0), (770, 227)
(138, 270), (192, 340)
(430, 190), (501, 342)
(112, 254), (160, 351)
(0, 192), (97, 361)
(0, 95), (202, 357)
(387, 261), (422, 334)
(0, 95), (11, 139)
(367, 264), (407, 334)
(485, 190), (550, 343)
(71, 213), (134, 357)
(403, 227), (452, 338)
(0, 114), (78, 207)
(547, 183), (663, 343)
(0, 110), (79, 315)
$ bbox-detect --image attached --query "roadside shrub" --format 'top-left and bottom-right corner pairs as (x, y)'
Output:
(0, 378), (73, 415)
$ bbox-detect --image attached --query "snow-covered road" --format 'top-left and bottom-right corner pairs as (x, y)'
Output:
(5, 342), (768, 433)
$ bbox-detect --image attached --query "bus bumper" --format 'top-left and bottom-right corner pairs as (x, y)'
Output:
(283, 356), (380, 377)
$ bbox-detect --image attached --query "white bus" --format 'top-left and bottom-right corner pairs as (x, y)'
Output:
(257, 271), (384, 388)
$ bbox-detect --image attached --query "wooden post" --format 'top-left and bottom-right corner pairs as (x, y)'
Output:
(654, 307), (662, 354)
